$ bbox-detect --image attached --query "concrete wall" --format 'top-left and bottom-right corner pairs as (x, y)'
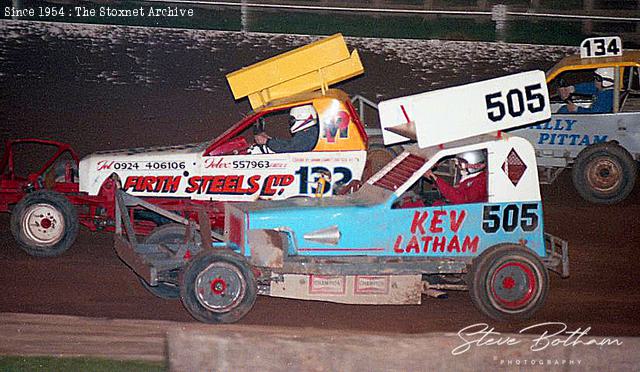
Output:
(168, 325), (640, 371)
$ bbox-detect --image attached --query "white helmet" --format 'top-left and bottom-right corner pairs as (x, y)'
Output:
(457, 150), (486, 174)
(595, 68), (614, 88)
(289, 105), (318, 134)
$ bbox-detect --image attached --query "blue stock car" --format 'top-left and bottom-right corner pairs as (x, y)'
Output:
(118, 132), (568, 323)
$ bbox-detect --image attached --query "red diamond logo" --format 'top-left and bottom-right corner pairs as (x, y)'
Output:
(502, 149), (527, 186)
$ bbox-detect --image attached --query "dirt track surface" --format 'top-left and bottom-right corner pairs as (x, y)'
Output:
(1, 21), (640, 336)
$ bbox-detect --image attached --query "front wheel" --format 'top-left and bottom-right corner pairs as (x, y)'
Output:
(572, 143), (637, 204)
(180, 249), (256, 324)
(469, 244), (549, 321)
(10, 190), (78, 257)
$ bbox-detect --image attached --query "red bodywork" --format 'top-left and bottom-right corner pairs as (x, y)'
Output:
(204, 96), (368, 156)
(0, 139), (81, 211)
(1, 94), (368, 237)
(0, 139), (225, 236)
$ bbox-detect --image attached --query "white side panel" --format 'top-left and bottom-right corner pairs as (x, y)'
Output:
(379, 70), (551, 147)
(488, 136), (541, 203)
(80, 149), (367, 201)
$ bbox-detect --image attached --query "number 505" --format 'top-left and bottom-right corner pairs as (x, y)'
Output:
(485, 83), (546, 122)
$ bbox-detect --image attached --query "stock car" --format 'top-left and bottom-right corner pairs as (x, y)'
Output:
(115, 131), (569, 323)
(511, 36), (640, 204)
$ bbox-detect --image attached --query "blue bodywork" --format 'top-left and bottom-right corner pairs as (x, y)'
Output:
(237, 190), (546, 259)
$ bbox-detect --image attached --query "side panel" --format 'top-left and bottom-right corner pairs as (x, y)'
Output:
(247, 201), (545, 258)
(195, 151), (366, 201)
(512, 112), (640, 162)
(248, 205), (393, 256)
(388, 201), (546, 258)
(81, 149), (366, 200)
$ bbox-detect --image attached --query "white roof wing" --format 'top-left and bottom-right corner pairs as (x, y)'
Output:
(379, 70), (551, 148)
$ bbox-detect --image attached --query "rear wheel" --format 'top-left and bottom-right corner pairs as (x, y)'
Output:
(180, 250), (256, 324)
(572, 143), (637, 204)
(469, 244), (548, 321)
(10, 190), (78, 257)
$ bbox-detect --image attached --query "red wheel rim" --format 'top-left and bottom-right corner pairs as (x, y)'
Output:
(210, 278), (227, 295)
(40, 218), (52, 229)
(490, 261), (536, 310)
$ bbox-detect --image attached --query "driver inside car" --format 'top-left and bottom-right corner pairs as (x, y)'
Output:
(395, 150), (488, 209)
(557, 68), (615, 114)
(423, 150), (488, 205)
(254, 105), (320, 153)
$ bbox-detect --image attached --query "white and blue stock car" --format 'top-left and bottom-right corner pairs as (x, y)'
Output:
(513, 36), (640, 204)
(115, 71), (569, 323)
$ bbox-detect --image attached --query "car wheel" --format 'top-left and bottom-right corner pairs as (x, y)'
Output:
(10, 190), (78, 257)
(469, 244), (548, 321)
(180, 249), (256, 324)
(572, 143), (637, 204)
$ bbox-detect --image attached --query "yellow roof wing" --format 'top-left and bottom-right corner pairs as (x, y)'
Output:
(226, 34), (364, 110)
(546, 51), (640, 82)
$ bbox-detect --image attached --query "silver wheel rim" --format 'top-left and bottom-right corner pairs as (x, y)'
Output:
(21, 203), (65, 246)
(195, 261), (246, 313)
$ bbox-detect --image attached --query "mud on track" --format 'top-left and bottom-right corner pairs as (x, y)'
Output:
(1, 21), (640, 336)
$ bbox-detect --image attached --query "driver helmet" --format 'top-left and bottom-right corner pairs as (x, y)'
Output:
(594, 68), (614, 88)
(456, 150), (486, 175)
(289, 105), (318, 134)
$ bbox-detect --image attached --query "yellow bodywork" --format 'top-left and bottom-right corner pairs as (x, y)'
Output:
(226, 34), (364, 110)
(546, 51), (640, 82)
(260, 89), (367, 152)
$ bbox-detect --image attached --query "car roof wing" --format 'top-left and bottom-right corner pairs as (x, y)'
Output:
(226, 33), (363, 110)
(379, 70), (551, 147)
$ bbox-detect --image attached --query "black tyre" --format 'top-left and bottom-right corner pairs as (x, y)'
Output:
(180, 249), (257, 324)
(572, 143), (637, 204)
(469, 244), (549, 321)
(10, 190), (78, 257)
(139, 224), (198, 300)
